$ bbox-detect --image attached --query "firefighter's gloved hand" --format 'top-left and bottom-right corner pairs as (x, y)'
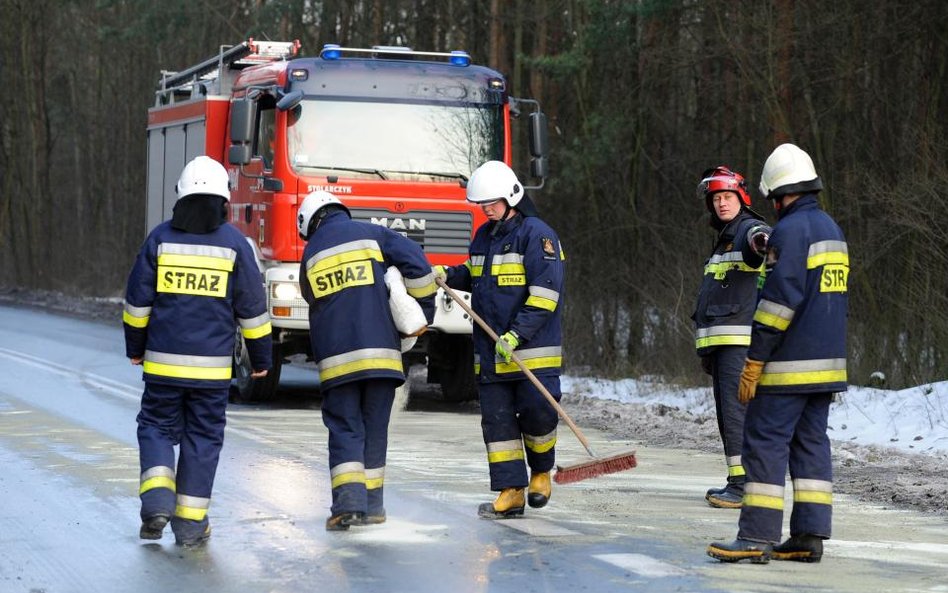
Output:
(496, 331), (520, 363)
(432, 265), (447, 282)
(750, 231), (770, 256)
(738, 359), (765, 404)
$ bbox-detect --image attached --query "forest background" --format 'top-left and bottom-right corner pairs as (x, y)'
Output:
(1, 0), (945, 388)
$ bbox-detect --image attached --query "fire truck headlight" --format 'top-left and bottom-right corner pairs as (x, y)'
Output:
(272, 281), (301, 301)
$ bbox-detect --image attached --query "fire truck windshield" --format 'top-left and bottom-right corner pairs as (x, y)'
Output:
(287, 98), (504, 181)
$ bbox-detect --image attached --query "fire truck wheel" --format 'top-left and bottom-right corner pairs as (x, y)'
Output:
(230, 336), (283, 403)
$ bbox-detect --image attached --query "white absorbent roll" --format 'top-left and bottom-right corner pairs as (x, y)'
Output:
(383, 266), (428, 352)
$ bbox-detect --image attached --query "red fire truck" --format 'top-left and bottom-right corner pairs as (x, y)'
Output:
(146, 40), (548, 403)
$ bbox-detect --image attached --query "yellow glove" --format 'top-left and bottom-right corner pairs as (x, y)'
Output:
(738, 359), (765, 404)
(432, 265), (447, 282)
(495, 331), (520, 363)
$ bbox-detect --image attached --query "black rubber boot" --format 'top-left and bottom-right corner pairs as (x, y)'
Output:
(771, 535), (824, 563)
(707, 476), (744, 508)
(174, 523), (211, 547)
(707, 539), (772, 563)
(360, 510), (387, 525)
(139, 514), (170, 540)
(325, 512), (365, 531)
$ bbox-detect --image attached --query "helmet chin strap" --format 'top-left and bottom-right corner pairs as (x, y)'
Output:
(490, 201), (515, 237)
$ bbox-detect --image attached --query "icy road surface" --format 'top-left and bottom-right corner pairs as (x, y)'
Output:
(0, 305), (945, 593)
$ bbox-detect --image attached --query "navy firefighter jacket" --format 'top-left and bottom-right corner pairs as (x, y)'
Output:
(447, 212), (565, 383)
(748, 194), (849, 395)
(692, 212), (771, 356)
(299, 212), (436, 391)
(123, 221), (273, 389)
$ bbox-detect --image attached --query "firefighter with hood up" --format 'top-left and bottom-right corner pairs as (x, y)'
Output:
(437, 160), (566, 519)
(692, 167), (771, 508)
(708, 143), (848, 564)
(124, 155), (272, 546)
(297, 191), (436, 531)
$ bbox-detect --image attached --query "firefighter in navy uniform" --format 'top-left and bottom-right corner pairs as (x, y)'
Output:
(692, 167), (771, 508)
(438, 161), (566, 519)
(297, 191), (436, 531)
(708, 143), (848, 564)
(123, 156), (272, 546)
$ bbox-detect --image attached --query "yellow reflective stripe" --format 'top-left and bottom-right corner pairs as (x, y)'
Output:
(491, 263), (526, 276)
(523, 435), (557, 454)
(320, 358), (403, 382)
(807, 251), (849, 269)
(310, 248), (383, 274)
(123, 310), (150, 328)
(744, 493), (784, 510)
(175, 504), (208, 521)
(331, 472), (367, 488)
(495, 356), (561, 374)
(704, 261), (761, 276)
(754, 309), (791, 331)
(157, 253), (234, 272)
(139, 476), (176, 495)
(488, 449), (525, 463)
(525, 295), (557, 311)
(794, 490), (833, 505)
(406, 282), (437, 299)
(240, 321), (272, 340)
(143, 361), (231, 380)
(760, 369), (847, 386)
(696, 334), (752, 348)
(728, 465), (746, 478)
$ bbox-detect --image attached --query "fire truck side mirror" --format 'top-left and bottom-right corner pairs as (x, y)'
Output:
(276, 90), (303, 111)
(229, 144), (252, 166)
(230, 99), (254, 145)
(528, 112), (548, 159)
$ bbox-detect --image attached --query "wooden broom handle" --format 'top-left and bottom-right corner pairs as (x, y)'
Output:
(436, 277), (596, 457)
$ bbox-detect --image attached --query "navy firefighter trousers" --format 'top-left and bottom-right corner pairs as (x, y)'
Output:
(321, 378), (400, 517)
(137, 383), (228, 537)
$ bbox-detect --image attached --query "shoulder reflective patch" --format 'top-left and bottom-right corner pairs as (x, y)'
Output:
(157, 265), (229, 297)
(820, 264), (849, 293)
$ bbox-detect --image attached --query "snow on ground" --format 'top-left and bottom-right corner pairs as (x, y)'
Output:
(562, 376), (948, 456)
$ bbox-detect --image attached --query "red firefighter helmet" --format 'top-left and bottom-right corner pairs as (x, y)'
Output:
(696, 166), (752, 210)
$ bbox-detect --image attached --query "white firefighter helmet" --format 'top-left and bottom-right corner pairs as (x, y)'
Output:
(466, 160), (524, 208)
(176, 156), (231, 201)
(759, 143), (823, 200)
(297, 190), (350, 239)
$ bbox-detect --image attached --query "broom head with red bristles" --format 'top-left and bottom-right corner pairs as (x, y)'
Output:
(553, 449), (638, 484)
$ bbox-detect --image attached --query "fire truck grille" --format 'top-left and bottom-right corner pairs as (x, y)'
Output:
(350, 208), (472, 255)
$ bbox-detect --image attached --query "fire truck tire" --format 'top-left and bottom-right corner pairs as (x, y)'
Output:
(230, 336), (283, 403)
(430, 334), (478, 402)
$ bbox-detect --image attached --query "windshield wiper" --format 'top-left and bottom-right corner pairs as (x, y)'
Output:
(305, 165), (388, 180)
(385, 170), (469, 182)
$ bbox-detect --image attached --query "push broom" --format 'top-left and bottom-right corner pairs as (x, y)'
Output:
(436, 278), (637, 484)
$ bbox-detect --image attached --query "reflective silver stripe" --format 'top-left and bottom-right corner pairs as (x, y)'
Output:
(486, 439), (523, 453)
(746, 225), (767, 244)
(144, 350), (232, 367)
(141, 466), (175, 481)
(238, 312), (271, 329)
(307, 239), (382, 269)
(696, 325), (752, 338)
(490, 252), (525, 266)
(764, 358), (847, 373)
(124, 303), (152, 318)
(792, 479), (832, 493)
(317, 348), (402, 372)
(808, 240), (848, 257)
(757, 299), (795, 322)
(745, 482), (784, 498)
(403, 272), (436, 289)
(331, 461), (365, 477)
(470, 255), (485, 266)
(707, 251), (745, 265)
(528, 285), (560, 303)
(157, 243), (237, 262)
(365, 467), (385, 480)
(726, 455), (742, 468)
(507, 346), (562, 360)
(176, 494), (210, 509)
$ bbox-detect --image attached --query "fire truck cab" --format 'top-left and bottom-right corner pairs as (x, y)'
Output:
(146, 40), (549, 403)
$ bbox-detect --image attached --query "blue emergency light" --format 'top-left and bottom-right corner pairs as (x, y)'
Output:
(449, 51), (471, 66)
(321, 44), (342, 60)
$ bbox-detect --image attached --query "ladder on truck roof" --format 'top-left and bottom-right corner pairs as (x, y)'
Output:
(155, 38), (300, 106)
